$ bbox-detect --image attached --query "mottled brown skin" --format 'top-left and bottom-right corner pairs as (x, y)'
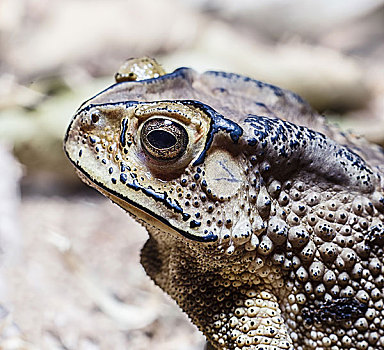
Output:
(65, 58), (384, 350)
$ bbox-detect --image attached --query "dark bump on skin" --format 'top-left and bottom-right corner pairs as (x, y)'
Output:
(120, 173), (127, 184)
(89, 136), (96, 144)
(190, 220), (201, 228)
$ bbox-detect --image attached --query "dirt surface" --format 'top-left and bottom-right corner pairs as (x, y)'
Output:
(2, 196), (204, 350)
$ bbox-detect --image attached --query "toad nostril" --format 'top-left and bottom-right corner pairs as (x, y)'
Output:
(91, 113), (100, 123)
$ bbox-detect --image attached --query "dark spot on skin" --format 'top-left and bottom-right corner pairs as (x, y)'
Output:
(121, 163), (127, 172)
(368, 224), (384, 246)
(120, 173), (127, 184)
(212, 87), (227, 94)
(190, 220), (201, 228)
(302, 298), (368, 324)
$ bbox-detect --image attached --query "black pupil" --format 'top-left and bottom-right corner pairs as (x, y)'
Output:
(147, 129), (177, 149)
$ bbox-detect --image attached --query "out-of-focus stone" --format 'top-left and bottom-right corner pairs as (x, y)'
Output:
(2, 0), (201, 79)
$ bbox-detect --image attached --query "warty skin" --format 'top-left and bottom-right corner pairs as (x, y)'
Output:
(65, 58), (384, 350)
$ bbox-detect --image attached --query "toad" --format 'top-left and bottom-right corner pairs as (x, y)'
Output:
(65, 58), (384, 350)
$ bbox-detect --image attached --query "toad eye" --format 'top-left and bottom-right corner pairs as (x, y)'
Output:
(140, 118), (188, 160)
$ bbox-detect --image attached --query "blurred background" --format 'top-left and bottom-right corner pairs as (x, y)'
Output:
(0, 0), (384, 349)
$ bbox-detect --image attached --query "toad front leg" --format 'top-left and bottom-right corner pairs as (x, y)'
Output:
(199, 288), (293, 350)
(141, 235), (293, 350)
